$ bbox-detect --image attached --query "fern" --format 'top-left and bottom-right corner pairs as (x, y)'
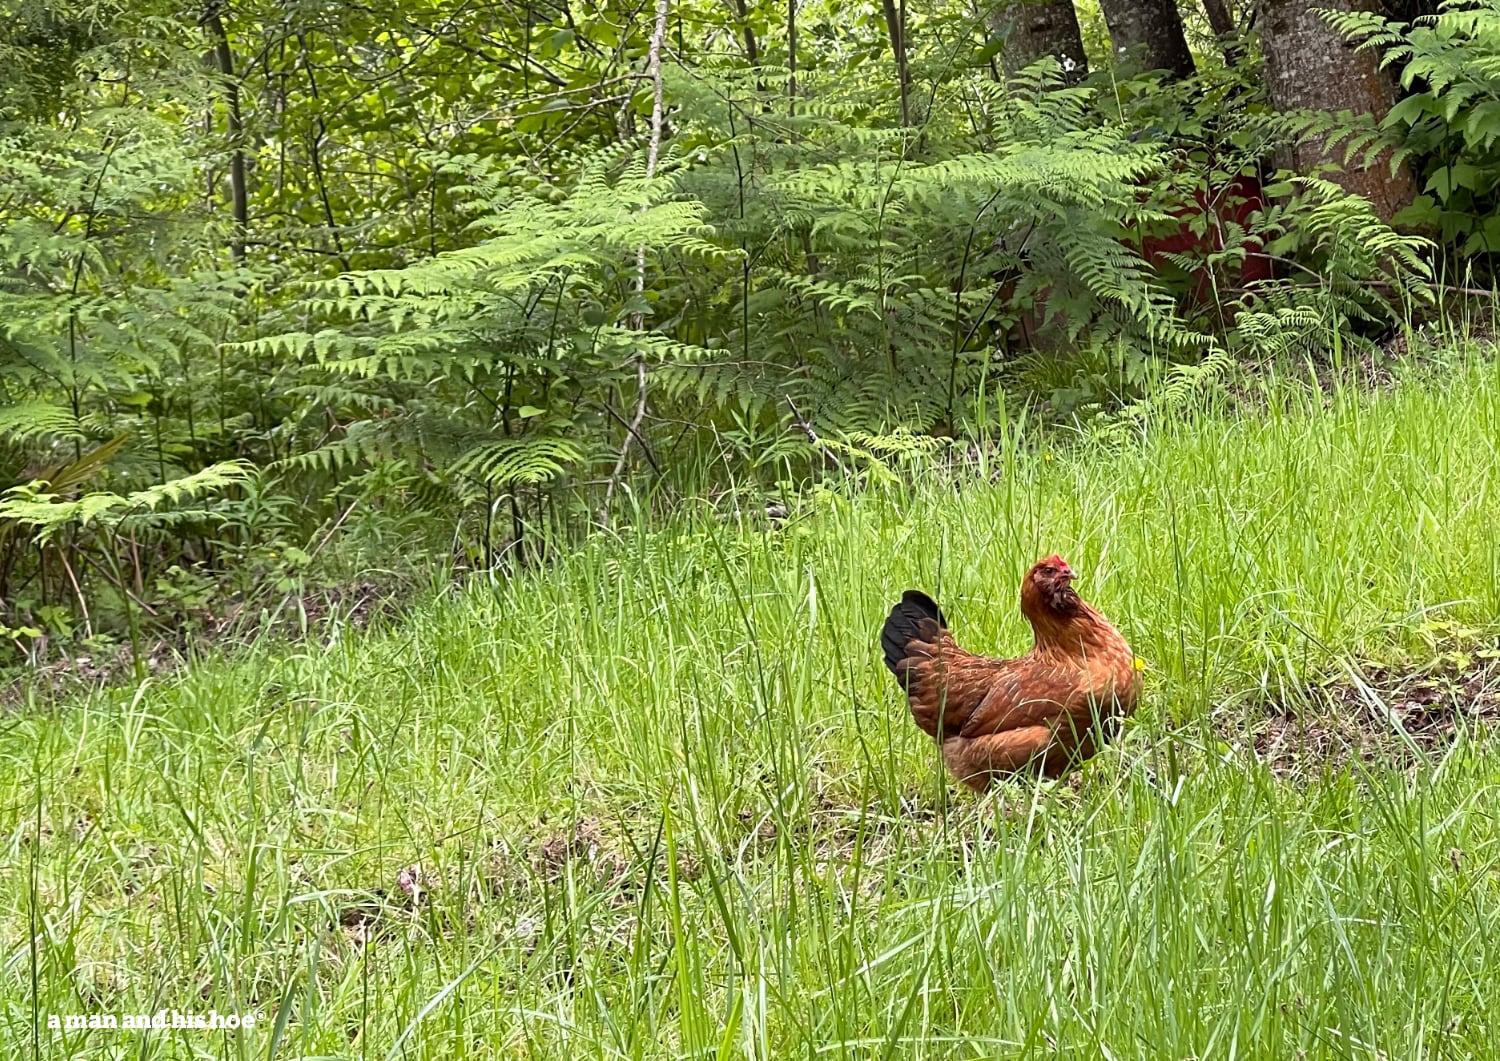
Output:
(1091, 345), (1238, 443)
(0, 402), (83, 445)
(450, 437), (587, 487)
(0, 461), (254, 539)
(1327, 0), (1500, 257)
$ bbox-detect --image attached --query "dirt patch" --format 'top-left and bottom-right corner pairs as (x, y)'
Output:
(731, 786), (966, 886)
(1229, 649), (1500, 779)
(528, 817), (634, 885)
(480, 817), (648, 907)
(335, 862), (431, 947)
(481, 794), (949, 908)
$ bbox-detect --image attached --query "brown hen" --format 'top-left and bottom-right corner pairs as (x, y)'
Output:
(881, 555), (1140, 791)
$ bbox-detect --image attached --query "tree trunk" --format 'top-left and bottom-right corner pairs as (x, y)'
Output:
(729, 0), (759, 66)
(1200, 0), (1236, 38)
(1199, 0), (1243, 64)
(880, 0), (912, 125)
(992, 0), (1088, 83)
(786, 0), (795, 102)
(202, 3), (247, 265)
(1098, 0), (1195, 78)
(1260, 0), (1417, 222)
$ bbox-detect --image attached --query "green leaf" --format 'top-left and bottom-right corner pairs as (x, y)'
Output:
(1463, 100), (1500, 150)
(1461, 213), (1500, 255)
(1391, 195), (1442, 230)
(1422, 162), (1481, 202)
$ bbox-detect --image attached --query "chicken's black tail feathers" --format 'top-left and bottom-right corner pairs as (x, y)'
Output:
(881, 590), (948, 685)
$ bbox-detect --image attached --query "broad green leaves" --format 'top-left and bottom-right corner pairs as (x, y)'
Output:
(1334, 0), (1500, 255)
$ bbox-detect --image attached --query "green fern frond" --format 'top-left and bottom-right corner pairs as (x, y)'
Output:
(0, 461), (253, 540)
(0, 402), (84, 444)
(450, 436), (586, 486)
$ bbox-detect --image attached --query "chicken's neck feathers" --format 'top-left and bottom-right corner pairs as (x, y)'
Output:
(1027, 602), (1127, 660)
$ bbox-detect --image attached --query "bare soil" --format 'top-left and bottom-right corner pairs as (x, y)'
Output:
(1227, 650), (1500, 778)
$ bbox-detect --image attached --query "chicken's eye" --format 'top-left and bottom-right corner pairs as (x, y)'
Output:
(1040, 565), (1055, 575)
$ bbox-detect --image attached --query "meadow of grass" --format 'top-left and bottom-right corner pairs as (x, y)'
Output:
(5, 352), (1500, 1059)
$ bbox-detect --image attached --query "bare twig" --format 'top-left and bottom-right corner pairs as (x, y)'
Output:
(786, 396), (849, 476)
(57, 549), (94, 641)
(465, 74), (643, 120)
(295, 31), (352, 272)
(306, 497), (361, 564)
(785, 395), (820, 446)
(599, 400), (662, 476)
(76, 551), (160, 617)
(1224, 279), (1491, 298)
(601, 358), (652, 522)
(600, 0), (670, 527)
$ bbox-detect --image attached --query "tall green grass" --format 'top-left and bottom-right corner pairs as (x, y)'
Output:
(5, 355), (1500, 1059)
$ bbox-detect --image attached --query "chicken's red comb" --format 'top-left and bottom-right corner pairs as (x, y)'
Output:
(1039, 553), (1071, 569)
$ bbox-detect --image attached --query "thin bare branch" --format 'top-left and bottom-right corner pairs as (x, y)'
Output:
(601, 0), (671, 526)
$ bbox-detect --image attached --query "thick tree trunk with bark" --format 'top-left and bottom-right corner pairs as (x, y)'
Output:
(992, 0), (1088, 83)
(1260, 0), (1417, 222)
(1098, 0), (1195, 79)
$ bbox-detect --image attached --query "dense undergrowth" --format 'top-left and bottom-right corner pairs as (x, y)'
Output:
(14, 0), (1500, 664)
(5, 348), (1500, 1058)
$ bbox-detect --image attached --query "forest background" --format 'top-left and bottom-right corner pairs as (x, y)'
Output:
(3, 0), (1497, 680)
